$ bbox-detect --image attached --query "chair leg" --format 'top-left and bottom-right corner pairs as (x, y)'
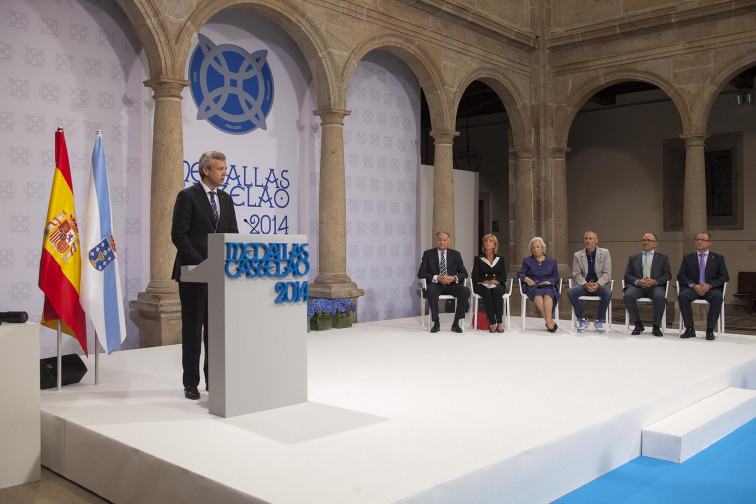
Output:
(521, 296), (526, 331)
(608, 301), (612, 330)
(571, 307), (576, 332)
(505, 297), (510, 332)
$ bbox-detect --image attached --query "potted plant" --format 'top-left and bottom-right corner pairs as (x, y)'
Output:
(332, 298), (356, 328)
(308, 298), (333, 331)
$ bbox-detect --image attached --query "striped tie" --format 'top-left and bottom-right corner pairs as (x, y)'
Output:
(209, 191), (219, 229)
(440, 252), (447, 276)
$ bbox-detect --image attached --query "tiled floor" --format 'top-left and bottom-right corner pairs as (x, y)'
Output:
(3, 310), (754, 504)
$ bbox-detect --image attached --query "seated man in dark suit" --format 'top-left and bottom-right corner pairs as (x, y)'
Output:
(677, 232), (729, 341)
(623, 232), (671, 336)
(417, 230), (469, 333)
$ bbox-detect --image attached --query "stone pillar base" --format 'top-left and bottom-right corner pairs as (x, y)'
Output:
(129, 290), (182, 348)
(309, 279), (365, 300)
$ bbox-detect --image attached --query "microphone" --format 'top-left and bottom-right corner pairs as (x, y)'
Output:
(0, 311), (29, 323)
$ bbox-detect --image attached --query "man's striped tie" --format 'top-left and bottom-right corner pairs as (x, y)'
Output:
(440, 252), (447, 276)
(209, 191), (219, 230)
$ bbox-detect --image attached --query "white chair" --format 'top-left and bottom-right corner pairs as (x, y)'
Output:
(469, 278), (513, 331)
(622, 279), (669, 332)
(676, 281), (727, 336)
(419, 278), (464, 330)
(569, 279), (614, 331)
(519, 278), (562, 331)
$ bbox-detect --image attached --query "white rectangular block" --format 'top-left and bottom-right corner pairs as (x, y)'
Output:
(0, 322), (41, 489)
(642, 387), (756, 463)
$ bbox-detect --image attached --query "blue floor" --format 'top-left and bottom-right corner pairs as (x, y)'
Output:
(554, 417), (756, 504)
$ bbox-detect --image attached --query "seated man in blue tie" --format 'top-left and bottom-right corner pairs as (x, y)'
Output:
(677, 232), (729, 341)
(417, 230), (469, 333)
(623, 233), (671, 336)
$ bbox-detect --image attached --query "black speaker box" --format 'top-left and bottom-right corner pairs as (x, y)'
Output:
(40, 354), (88, 390)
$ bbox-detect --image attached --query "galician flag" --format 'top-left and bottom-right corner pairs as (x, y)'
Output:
(39, 128), (88, 355)
(80, 134), (126, 354)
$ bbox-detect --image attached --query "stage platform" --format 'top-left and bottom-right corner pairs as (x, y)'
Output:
(40, 316), (756, 504)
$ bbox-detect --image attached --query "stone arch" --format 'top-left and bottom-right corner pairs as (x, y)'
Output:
(342, 34), (449, 133)
(174, 0), (337, 109)
(554, 69), (689, 148)
(452, 68), (531, 150)
(115, 0), (174, 79)
(698, 48), (756, 131)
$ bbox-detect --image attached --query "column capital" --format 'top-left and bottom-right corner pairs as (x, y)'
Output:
(548, 146), (571, 157)
(313, 107), (351, 125)
(429, 129), (459, 145)
(143, 75), (190, 99)
(513, 147), (535, 159)
(679, 132), (710, 146)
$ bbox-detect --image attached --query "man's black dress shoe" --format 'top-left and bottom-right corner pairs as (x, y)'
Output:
(652, 325), (663, 337)
(184, 386), (200, 400)
(430, 320), (440, 333)
(706, 329), (715, 340)
(631, 321), (645, 335)
(451, 323), (463, 333)
(681, 327), (696, 339)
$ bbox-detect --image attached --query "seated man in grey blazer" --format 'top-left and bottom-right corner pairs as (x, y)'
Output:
(623, 233), (671, 336)
(567, 230), (612, 334)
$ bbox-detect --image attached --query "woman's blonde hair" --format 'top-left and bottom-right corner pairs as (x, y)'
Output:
(481, 233), (499, 254)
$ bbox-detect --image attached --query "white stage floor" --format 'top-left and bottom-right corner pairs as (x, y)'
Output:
(40, 316), (756, 504)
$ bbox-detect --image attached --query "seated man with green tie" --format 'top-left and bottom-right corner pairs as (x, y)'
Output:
(623, 233), (671, 336)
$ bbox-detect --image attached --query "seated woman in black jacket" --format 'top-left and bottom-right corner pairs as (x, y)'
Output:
(471, 233), (507, 333)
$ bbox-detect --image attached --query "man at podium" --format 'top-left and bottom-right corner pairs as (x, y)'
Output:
(171, 151), (238, 400)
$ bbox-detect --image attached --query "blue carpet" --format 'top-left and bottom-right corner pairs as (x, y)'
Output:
(554, 417), (756, 503)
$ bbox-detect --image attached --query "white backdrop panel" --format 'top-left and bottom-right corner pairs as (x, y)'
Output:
(181, 9), (319, 242)
(0, 0), (149, 356)
(344, 51), (421, 322)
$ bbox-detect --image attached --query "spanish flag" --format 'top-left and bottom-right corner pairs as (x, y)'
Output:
(39, 129), (88, 355)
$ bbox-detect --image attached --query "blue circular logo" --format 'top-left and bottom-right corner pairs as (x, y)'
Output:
(189, 34), (274, 135)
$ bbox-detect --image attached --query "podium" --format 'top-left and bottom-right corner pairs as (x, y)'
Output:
(182, 233), (309, 417)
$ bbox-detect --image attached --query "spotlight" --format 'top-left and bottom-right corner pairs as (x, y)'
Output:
(746, 93), (753, 104)
(736, 94), (743, 105)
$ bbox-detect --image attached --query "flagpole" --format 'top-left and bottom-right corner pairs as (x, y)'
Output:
(56, 320), (62, 391)
(95, 336), (100, 385)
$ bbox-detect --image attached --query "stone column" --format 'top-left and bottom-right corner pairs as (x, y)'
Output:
(429, 129), (459, 246)
(680, 133), (709, 254)
(550, 147), (569, 267)
(129, 76), (189, 347)
(309, 107), (364, 301)
(513, 147), (535, 263)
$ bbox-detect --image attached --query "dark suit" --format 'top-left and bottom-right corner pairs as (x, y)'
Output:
(623, 251), (671, 326)
(417, 248), (469, 323)
(677, 251), (729, 330)
(171, 182), (238, 388)
(471, 255), (507, 324)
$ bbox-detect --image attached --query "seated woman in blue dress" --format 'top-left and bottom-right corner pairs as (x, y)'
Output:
(517, 236), (560, 332)
(471, 233), (507, 333)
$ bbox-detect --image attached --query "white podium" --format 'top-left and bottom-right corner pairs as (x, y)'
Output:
(0, 322), (41, 489)
(182, 233), (309, 417)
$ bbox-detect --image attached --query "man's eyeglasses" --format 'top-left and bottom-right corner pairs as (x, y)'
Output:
(641, 239), (656, 243)
(695, 238), (711, 242)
